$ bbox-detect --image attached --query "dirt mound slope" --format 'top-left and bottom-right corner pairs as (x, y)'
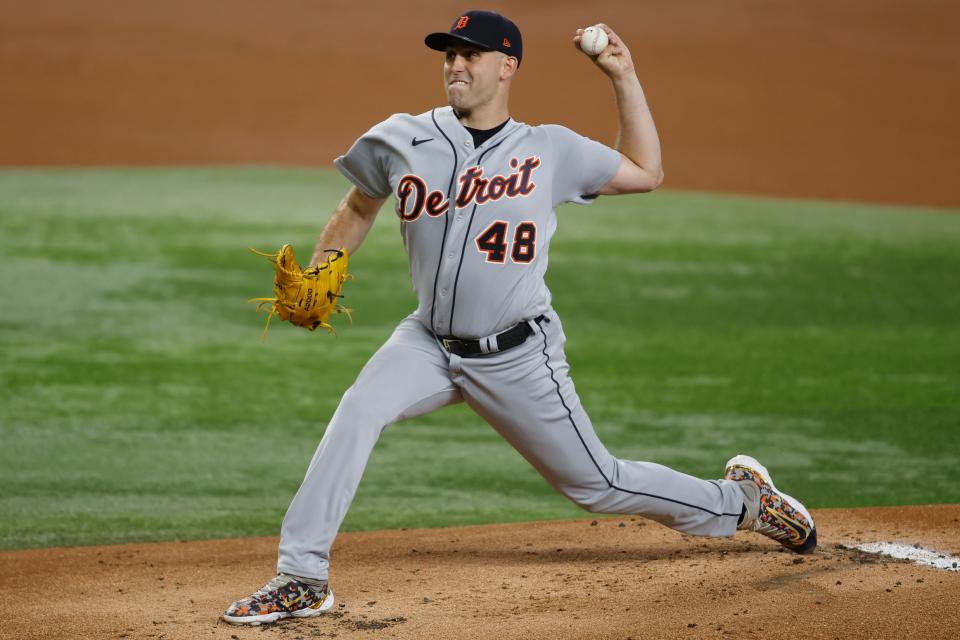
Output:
(2, 505), (959, 639)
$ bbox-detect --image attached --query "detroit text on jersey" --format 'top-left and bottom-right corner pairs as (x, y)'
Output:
(396, 156), (541, 221)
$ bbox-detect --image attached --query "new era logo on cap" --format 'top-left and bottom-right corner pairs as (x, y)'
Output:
(424, 11), (523, 66)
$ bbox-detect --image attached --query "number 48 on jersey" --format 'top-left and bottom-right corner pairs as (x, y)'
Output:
(476, 221), (537, 264)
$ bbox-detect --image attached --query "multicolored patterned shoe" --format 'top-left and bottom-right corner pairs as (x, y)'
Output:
(725, 454), (817, 554)
(222, 574), (334, 626)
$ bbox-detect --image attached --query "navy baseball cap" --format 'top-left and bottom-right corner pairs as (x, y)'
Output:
(425, 10), (523, 66)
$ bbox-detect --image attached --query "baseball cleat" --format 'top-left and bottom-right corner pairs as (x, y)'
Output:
(725, 454), (817, 554)
(222, 574), (334, 626)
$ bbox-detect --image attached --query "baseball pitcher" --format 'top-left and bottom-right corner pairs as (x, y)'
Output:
(224, 10), (816, 626)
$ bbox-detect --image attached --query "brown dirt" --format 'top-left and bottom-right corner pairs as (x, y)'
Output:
(2, 505), (959, 640)
(2, 1), (959, 208)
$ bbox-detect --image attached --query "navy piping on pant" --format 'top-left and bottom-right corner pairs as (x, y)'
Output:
(534, 320), (741, 519)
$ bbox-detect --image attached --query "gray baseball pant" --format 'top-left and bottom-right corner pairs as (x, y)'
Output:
(277, 309), (744, 581)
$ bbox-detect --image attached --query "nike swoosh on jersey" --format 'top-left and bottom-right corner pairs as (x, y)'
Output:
(412, 137), (434, 146)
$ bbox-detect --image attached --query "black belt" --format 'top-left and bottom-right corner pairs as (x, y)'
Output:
(439, 315), (544, 358)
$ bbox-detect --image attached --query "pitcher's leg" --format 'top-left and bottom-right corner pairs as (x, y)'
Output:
(277, 317), (461, 580)
(459, 312), (743, 537)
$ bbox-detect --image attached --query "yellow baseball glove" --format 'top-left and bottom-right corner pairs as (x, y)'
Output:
(248, 244), (351, 339)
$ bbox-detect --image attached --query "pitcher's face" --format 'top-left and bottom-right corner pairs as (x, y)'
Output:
(443, 44), (508, 114)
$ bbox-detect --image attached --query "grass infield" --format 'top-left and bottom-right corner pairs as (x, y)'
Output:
(1, 167), (958, 550)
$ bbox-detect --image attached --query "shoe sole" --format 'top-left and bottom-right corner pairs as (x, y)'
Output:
(726, 454), (817, 554)
(221, 588), (335, 626)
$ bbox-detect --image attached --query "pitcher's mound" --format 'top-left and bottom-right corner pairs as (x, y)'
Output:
(3, 505), (959, 639)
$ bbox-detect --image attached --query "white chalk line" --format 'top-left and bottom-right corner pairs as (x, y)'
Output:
(844, 541), (960, 572)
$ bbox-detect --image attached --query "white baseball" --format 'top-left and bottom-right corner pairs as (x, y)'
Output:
(579, 25), (609, 56)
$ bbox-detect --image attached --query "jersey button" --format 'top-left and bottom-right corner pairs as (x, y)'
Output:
(440, 288), (448, 296)
(447, 252), (455, 259)
(463, 140), (471, 148)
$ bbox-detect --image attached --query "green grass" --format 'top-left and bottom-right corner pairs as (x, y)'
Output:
(1, 167), (958, 550)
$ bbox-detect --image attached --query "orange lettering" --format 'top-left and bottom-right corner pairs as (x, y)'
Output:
(455, 16), (469, 30)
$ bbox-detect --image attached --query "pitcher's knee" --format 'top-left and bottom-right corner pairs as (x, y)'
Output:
(562, 484), (617, 513)
(334, 386), (394, 433)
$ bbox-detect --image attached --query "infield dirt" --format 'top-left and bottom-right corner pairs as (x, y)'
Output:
(2, 0), (959, 208)
(3, 505), (959, 639)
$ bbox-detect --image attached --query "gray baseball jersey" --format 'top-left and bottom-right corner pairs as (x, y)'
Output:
(335, 106), (620, 338)
(276, 107), (746, 582)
